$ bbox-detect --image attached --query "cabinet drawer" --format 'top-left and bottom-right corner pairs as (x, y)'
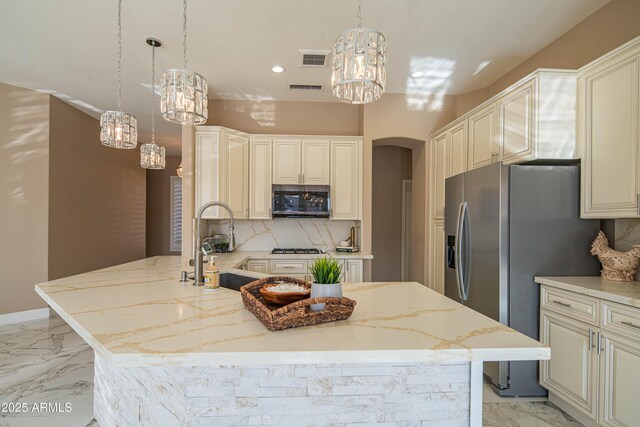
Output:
(269, 260), (308, 274)
(541, 286), (599, 326)
(602, 300), (640, 342)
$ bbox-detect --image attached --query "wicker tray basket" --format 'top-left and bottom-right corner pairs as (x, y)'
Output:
(240, 276), (357, 331)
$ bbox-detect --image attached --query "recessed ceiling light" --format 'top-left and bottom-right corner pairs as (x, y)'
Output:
(473, 60), (491, 76)
(411, 71), (425, 78)
(272, 65), (286, 73)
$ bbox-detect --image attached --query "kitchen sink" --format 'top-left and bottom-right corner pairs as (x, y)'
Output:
(219, 273), (258, 292)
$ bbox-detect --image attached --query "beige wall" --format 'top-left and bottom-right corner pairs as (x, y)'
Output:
(207, 99), (361, 136)
(362, 93), (456, 284)
(372, 145), (412, 281)
(456, 0), (640, 116)
(0, 83), (50, 315)
(146, 156), (181, 257)
(48, 97), (146, 280)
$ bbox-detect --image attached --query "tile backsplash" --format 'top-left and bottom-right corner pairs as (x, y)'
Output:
(614, 219), (640, 251)
(207, 219), (358, 251)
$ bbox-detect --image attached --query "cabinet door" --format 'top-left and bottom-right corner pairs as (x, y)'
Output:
(599, 333), (640, 427)
(223, 132), (250, 219)
(246, 260), (269, 274)
(344, 260), (363, 282)
(431, 132), (448, 219)
(429, 220), (445, 294)
(499, 79), (536, 164)
(249, 138), (272, 219)
(330, 140), (361, 220)
(540, 310), (598, 420)
(447, 120), (468, 178)
(302, 140), (330, 184)
(468, 103), (497, 169)
(195, 130), (222, 219)
(581, 55), (640, 218)
(273, 139), (302, 184)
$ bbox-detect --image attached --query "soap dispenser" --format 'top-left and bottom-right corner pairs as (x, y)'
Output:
(203, 256), (220, 290)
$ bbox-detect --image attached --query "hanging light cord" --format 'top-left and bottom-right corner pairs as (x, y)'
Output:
(151, 43), (156, 143)
(357, 0), (362, 28)
(182, 0), (188, 70)
(116, 0), (123, 111)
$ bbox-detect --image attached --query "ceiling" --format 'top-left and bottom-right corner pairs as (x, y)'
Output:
(0, 0), (610, 155)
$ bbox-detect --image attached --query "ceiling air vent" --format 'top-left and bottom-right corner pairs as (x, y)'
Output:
(299, 49), (330, 68)
(289, 84), (323, 91)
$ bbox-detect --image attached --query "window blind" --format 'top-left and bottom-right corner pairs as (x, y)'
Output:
(170, 176), (182, 253)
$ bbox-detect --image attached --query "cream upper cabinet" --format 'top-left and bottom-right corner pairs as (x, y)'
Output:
(330, 139), (362, 220)
(273, 139), (330, 185)
(431, 131), (448, 219)
(499, 79), (535, 163)
(468, 103), (498, 169)
(429, 219), (445, 294)
(224, 132), (250, 219)
(273, 139), (302, 184)
(447, 119), (468, 178)
(195, 127), (249, 219)
(540, 310), (598, 420)
(580, 39), (640, 218)
(249, 138), (272, 219)
(302, 140), (330, 184)
(195, 129), (222, 219)
(599, 333), (640, 427)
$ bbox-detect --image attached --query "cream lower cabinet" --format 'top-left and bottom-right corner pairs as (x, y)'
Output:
(540, 310), (598, 419)
(244, 258), (364, 283)
(330, 139), (362, 220)
(579, 38), (640, 218)
(599, 333), (640, 427)
(195, 127), (249, 219)
(249, 138), (272, 219)
(540, 285), (640, 426)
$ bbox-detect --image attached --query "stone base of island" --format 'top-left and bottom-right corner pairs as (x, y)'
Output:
(35, 256), (549, 427)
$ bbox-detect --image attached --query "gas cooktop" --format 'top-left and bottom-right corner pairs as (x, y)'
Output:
(271, 248), (321, 255)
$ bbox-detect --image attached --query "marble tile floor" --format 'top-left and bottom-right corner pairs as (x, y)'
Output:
(0, 317), (582, 427)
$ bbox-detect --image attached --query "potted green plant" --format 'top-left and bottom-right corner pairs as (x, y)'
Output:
(308, 257), (343, 311)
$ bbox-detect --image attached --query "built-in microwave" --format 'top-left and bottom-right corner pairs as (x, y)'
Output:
(272, 185), (330, 218)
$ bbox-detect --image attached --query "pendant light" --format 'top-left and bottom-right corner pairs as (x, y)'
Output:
(331, 0), (387, 104)
(140, 38), (166, 170)
(100, 0), (138, 148)
(160, 0), (208, 125)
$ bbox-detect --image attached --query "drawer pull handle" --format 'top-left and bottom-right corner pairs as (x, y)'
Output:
(282, 266), (296, 269)
(552, 300), (572, 308)
(622, 321), (640, 330)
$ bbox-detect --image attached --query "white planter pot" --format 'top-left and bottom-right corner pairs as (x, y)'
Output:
(310, 282), (343, 311)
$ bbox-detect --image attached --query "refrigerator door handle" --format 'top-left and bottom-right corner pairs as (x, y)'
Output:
(454, 202), (464, 301)
(459, 201), (470, 301)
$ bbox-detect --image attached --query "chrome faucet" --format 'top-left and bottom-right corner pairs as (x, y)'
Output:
(193, 201), (236, 286)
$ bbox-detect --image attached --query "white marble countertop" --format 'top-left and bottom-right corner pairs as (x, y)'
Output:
(35, 256), (549, 366)
(535, 276), (640, 308)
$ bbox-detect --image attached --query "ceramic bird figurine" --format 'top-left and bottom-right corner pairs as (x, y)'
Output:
(590, 231), (640, 281)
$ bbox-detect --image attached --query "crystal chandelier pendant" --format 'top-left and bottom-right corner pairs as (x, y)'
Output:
(100, 0), (137, 148)
(161, 0), (208, 125)
(141, 38), (166, 170)
(331, 0), (387, 104)
(100, 110), (137, 149)
(140, 142), (166, 169)
(160, 68), (208, 125)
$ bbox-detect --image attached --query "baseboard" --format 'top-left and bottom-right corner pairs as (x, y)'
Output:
(549, 392), (600, 427)
(0, 308), (50, 325)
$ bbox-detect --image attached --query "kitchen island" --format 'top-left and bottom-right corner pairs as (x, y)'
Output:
(35, 256), (549, 427)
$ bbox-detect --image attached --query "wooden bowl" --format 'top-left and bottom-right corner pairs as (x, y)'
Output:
(259, 282), (311, 306)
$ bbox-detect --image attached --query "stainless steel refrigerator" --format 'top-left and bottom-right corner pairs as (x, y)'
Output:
(444, 162), (600, 397)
